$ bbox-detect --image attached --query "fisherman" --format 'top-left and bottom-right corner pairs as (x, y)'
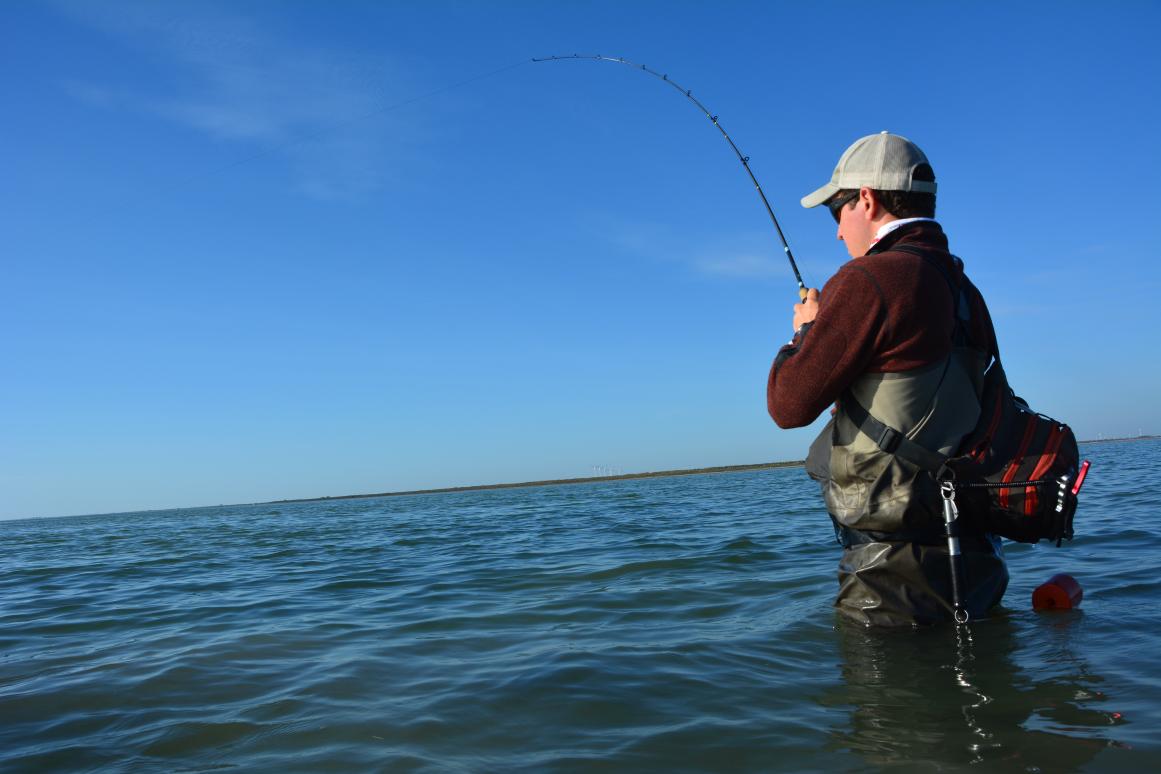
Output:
(767, 132), (1009, 626)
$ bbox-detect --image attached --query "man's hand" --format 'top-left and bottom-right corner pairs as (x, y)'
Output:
(793, 287), (820, 332)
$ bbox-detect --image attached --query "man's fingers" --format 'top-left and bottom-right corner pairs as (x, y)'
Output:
(794, 290), (819, 311)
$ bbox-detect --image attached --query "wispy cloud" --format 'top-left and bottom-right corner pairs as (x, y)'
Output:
(694, 252), (784, 279)
(1075, 243), (1114, 256)
(61, 81), (135, 110)
(605, 217), (788, 280)
(54, 0), (411, 198)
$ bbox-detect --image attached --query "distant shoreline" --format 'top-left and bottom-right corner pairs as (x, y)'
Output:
(265, 460), (806, 505)
(1080, 434), (1160, 445)
(17, 435), (1156, 522)
(267, 433), (1158, 507)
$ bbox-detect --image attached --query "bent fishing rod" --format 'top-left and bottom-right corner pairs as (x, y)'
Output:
(532, 54), (807, 300)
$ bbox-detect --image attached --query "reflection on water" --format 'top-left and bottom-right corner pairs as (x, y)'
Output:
(827, 611), (1124, 771)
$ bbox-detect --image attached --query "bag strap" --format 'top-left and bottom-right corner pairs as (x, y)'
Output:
(893, 244), (1003, 365)
(892, 245), (975, 347)
(841, 392), (950, 473)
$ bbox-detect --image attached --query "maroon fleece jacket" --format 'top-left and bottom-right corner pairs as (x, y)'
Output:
(767, 221), (997, 429)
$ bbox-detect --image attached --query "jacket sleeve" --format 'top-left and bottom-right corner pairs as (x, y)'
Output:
(766, 264), (888, 428)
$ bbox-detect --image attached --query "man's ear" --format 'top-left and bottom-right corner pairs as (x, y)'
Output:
(858, 187), (880, 221)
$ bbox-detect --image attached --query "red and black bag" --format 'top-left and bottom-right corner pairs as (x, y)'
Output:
(942, 360), (1082, 544)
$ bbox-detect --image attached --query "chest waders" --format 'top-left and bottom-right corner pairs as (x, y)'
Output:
(809, 245), (1002, 626)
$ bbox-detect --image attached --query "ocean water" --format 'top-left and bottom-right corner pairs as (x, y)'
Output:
(3, 441), (1160, 772)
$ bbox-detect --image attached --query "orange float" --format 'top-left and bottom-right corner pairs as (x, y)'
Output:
(1032, 573), (1083, 610)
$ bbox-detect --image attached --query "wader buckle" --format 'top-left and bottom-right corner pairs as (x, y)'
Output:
(876, 425), (903, 453)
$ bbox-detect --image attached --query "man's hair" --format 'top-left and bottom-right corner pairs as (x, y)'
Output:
(837, 163), (937, 218)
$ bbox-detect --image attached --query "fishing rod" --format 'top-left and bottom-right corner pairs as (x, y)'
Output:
(532, 54), (807, 300)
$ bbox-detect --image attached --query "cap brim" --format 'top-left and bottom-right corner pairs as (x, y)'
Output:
(801, 182), (839, 209)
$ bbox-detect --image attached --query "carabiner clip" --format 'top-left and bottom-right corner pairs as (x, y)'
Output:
(940, 481), (959, 523)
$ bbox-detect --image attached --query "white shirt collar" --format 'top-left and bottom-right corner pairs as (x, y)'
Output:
(872, 217), (937, 244)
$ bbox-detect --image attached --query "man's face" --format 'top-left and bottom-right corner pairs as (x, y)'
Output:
(835, 190), (874, 258)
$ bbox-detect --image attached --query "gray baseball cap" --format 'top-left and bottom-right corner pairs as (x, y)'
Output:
(801, 131), (937, 208)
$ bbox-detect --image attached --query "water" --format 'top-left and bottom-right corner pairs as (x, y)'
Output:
(3, 441), (1159, 772)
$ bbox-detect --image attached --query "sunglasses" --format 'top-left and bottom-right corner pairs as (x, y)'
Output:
(827, 191), (859, 224)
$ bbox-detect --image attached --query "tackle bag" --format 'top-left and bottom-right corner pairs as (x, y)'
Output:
(939, 359), (1081, 544)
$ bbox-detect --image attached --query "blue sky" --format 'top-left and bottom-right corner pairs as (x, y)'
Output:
(3, 1), (1159, 520)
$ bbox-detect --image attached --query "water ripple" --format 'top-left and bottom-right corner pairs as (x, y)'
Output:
(3, 445), (1161, 770)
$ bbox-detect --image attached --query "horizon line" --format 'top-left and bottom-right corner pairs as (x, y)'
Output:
(264, 459), (807, 505)
(9, 434), (1156, 522)
(267, 433), (1157, 506)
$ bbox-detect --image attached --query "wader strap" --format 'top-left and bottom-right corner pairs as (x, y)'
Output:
(841, 391), (950, 473)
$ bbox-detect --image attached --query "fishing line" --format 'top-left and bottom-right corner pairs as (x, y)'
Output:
(532, 54), (807, 299)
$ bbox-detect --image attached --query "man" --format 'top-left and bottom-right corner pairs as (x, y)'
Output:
(767, 132), (1008, 626)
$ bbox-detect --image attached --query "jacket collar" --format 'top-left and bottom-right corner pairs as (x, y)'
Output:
(866, 220), (948, 256)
